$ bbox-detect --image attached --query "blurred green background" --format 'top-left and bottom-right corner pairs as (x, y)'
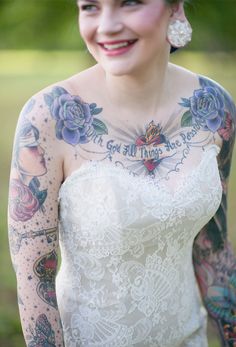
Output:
(0, 1), (236, 347)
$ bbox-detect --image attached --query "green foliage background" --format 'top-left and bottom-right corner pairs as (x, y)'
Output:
(0, 0), (236, 51)
(0, 1), (236, 346)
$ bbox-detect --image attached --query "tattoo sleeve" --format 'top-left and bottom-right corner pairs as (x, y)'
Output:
(8, 96), (65, 346)
(193, 78), (236, 347)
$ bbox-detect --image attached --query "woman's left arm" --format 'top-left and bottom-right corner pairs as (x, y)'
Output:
(193, 81), (236, 346)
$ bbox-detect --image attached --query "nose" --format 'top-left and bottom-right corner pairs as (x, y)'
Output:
(97, 9), (123, 35)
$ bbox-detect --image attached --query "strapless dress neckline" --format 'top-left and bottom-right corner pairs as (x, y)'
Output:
(59, 144), (221, 199)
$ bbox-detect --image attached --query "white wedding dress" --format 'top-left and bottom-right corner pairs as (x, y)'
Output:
(56, 144), (222, 347)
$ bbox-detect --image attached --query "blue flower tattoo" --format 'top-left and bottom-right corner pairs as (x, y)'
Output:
(44, 87), (107, 146)
(180, 76), (226, 133)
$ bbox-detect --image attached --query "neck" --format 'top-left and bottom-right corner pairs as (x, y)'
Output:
(102, 48), (170, 118)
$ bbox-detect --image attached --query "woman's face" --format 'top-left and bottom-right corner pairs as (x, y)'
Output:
(78, 0), (173, 76)
(18, 145), (47, 177)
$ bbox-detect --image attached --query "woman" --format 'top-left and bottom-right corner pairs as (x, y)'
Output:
(8, 0), (236, 346)
(9, 116), (47, 222)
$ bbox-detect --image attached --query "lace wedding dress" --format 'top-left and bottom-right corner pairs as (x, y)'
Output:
(56, 144), (222, 347)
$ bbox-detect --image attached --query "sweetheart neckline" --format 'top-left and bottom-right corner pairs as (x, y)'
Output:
(59, 144), (221, 198)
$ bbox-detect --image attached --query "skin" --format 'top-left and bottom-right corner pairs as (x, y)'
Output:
(8, 97), (64, 346)
(8, 0), (236, 346)
(78, 0), (173, 77)
(18, 145), (47, 178)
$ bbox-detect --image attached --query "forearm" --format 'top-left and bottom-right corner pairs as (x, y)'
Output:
(8, 222), (64, 346)
(17, 278), (64, 347)
(193, 232), (236, 346)
(11, 239), (65, 347)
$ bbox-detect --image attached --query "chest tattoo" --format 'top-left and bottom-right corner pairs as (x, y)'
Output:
(43, 76), (235, 181)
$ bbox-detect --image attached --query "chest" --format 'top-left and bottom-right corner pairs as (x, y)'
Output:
(62, 105), (222, 184)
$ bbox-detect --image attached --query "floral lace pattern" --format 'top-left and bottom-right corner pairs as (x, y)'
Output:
(56, 145), (222, 347)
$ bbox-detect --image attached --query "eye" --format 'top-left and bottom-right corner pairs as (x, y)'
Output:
(80, 3), (98, 12)
(28, 146), (38, 151)
(121, 0), (142, 6)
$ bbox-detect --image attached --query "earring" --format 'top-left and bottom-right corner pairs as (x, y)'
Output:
(167, 19), (192, 48)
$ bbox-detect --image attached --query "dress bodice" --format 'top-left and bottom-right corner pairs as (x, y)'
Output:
(56, 144), (222, 347)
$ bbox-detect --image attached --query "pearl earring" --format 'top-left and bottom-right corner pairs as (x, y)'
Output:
(167, 19), (192, 48)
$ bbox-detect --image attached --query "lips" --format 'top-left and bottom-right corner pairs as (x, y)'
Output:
(98, 39), (137, 51)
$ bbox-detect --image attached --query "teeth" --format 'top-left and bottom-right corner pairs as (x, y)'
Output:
(103, 42), (130, 50)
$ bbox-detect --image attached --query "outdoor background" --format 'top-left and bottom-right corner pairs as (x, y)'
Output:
(0, 0), (236, 346)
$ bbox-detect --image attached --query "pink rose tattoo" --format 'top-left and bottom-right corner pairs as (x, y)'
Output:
(9, 179), (40, 222)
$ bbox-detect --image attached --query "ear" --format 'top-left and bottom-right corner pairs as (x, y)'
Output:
(170, 2), (187, 21)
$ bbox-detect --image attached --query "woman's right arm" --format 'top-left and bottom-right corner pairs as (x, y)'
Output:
(8, 93), (65, 346)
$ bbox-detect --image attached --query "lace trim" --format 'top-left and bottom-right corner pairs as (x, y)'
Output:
(59, 144), (220, 200)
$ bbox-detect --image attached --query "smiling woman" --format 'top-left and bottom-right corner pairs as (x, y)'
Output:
(8, 0), (236, 347)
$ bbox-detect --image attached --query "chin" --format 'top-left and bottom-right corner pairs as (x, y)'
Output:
(104, 67), (133, 77)
(100, 60), (144, 77)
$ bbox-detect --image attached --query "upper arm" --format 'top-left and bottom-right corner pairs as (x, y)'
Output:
(194, 76), (236, 253)
(8, 90), (64, 276)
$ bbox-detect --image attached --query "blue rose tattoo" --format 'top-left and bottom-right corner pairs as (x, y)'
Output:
(52, 93), (93, 145)
(44, 87), (107, 146)
(180, 76), (228, 133)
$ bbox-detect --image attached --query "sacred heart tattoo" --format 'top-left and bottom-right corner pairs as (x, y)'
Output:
(34, 251), (58, 309)
(135, 121), (167, 173)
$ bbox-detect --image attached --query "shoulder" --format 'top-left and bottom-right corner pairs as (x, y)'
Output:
(19, 64), (102, 121)
(173, 66), (236, 139)
(15, 78), (80, 168)
(17, 66), (104, 153)
(180, 67), (236, 124)
(195, 75), (236, 180)
(196, 75), (236, 143)
(172, 66), (235, 173)
(16, 68), (93, 146)
(170, 64), (236, 141)
(197, 74), (236, 121)
(171, 63), (236, 114)
(19, 64), (100, 119)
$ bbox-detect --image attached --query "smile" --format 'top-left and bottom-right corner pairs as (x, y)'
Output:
(98, 40), (137, 52)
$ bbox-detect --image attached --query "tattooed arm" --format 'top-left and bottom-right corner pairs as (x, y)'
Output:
(193, 78), (236, 346)
(8, 94), (64, 346)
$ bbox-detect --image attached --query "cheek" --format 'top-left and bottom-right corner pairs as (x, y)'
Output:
(19, 148), (39, 165)
(79, 17), (95, 44)
(132, 4), (170, 34)
(28, 147), (40, 159)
